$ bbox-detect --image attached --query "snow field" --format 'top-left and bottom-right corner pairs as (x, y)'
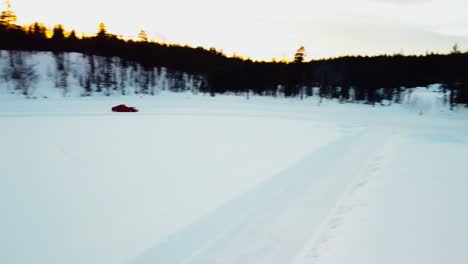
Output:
(1, 98), (340, 264)
(1, 88), (468, 264)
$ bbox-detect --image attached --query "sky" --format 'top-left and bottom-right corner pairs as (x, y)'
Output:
(5, 0), (468, 61)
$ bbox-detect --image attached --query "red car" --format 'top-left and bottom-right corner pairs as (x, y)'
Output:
(112, 104), (139, 112)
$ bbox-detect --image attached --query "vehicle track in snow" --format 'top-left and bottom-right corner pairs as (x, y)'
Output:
(130, 127), (396, 264)
(292, 131), (401, 264)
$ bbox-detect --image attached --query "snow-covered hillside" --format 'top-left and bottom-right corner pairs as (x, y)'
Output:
(1, 50), (461, 112)
(0, 50), (204, 98)
(1, 90), (468, 264)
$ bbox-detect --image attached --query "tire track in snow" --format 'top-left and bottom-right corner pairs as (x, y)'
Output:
(130, 129), (360, 264)
(292, 131), (401, 264)
(130, 127), (395, 264)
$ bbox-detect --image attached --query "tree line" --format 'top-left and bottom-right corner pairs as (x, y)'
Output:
(0, 50), (204, 97)
(1, 4), (467, 106)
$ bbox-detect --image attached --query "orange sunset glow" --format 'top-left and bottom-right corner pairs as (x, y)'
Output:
(3, 0), (468, 60)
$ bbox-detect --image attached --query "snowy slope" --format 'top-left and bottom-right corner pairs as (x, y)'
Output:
(0, 50), (202, 98)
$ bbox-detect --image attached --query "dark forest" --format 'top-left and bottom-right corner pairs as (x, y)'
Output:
(1, 9), (467, 106)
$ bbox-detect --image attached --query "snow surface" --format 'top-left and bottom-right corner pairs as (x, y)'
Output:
(1, 51), (468, 264)
(2, 90), (468, 264)
(0, 95), (339, 264)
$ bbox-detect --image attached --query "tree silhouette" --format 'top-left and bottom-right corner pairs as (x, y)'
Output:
(28, 22), (47, 38)
(0, 0), (17, 27)
(294, 46), (306, 64)
(51, 24), (66, 50)
(138, 30), (148, 42)
(284, 46), (307, 97)
(451, 43), (461, 54)
(97, 22), (108, 38)
(52, 25), (65, 40)
(68, 30), (78, 40)
(1, 13), (468, 105)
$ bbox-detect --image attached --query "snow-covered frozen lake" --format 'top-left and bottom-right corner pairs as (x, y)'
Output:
(2, 92), (468, 264)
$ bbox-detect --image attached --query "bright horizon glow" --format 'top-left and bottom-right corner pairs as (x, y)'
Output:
(4, 0), (468, 61)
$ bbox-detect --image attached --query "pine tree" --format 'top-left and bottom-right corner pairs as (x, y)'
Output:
(118, 58), (128, 95)
(8, 51), (37, 96)
(294, 46), (306, 64)
(0, 0), (17, 27)
(97, 22), (108, 38)
(68, 30), (78, 40)
(102, 56), (114, 95)
(52, 25), (66, 40)
(138, 30), (148, 42)
(29, 22), (47, 39)
(53, 52), (69, 95)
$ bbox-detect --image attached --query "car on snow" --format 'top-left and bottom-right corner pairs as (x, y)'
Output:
(112, 104), (139, 112)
